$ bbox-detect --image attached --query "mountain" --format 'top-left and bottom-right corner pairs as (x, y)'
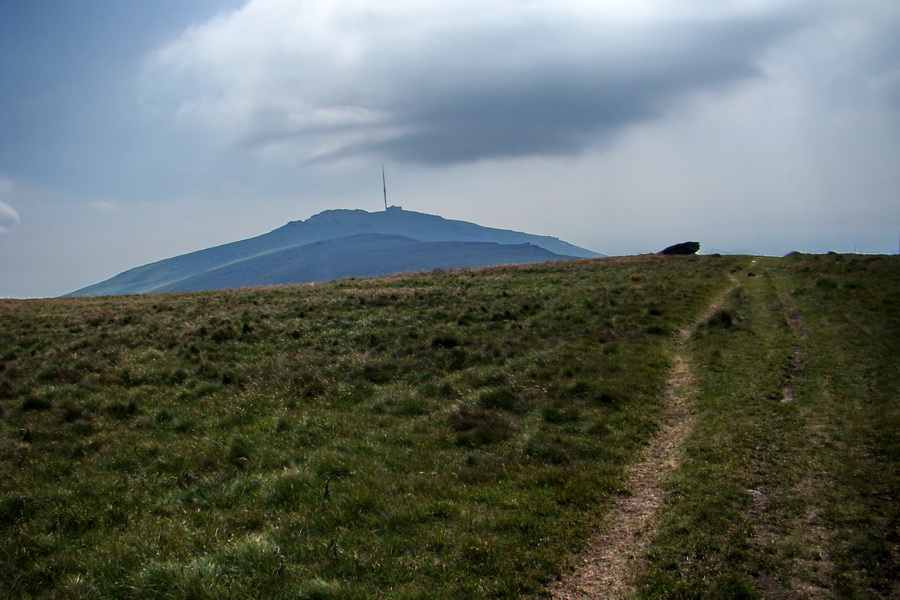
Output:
(67, 208), (602, 296)
(145, 234), (577, 293)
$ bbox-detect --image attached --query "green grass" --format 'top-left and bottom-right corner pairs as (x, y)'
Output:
(637, 254), (900, 599)
(1, 253), (897, 598)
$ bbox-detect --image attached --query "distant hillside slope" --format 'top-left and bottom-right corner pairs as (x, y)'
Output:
(67, 208), (602, 296)
(151, 234), (574, 293)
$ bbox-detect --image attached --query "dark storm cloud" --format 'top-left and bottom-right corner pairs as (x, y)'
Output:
(145, 2), (801, 166)
(358, 18), (793, 164)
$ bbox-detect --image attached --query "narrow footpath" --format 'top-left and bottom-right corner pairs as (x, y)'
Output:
(548, 281), (738, 600)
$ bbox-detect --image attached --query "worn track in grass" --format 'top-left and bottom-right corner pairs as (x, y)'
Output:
(548, 280), (739, 599)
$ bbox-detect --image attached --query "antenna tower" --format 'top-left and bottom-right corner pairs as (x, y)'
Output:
(382, 165), (387, 211)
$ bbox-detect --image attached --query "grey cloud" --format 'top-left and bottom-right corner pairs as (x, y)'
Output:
(148, 3), (802, 166)
(366, 19), (793, 164)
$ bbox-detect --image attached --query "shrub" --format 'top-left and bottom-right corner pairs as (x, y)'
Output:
(558, 380), (593, 399)
(595, 391), (619, 404)
(61, 404), (88, 423)
(173, 419), (195, 433)
(218, 534), (285, 580)
(704, 308), (734, 329)
(266, 472), (310, 508)
(210, 325), (237, 343)
(105, 400), (139, 419)
(358, 361), (399, 384)
(448, 405), (513, 446)
(227, 436), (255, 466)
(20, 395), (52, 411)
(421, 380), (457, 398)
(477, 386), (519, 411)
(543, 403), (581, 424)
(0, 494), (36, 527)
(431, 334), (460, 349)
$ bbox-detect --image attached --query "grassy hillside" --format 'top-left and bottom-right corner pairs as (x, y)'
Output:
(1, 254), (897, 598)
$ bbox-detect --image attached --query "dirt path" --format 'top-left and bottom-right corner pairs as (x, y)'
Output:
(548, 282), (738, 600)
(751, 273), (835, 598)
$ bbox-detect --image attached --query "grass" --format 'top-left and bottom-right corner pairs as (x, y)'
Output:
(1, 253), (897, 598)
(637, 254), (899, 599)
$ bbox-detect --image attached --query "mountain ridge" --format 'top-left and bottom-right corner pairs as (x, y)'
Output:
(66, 208), (602, 297)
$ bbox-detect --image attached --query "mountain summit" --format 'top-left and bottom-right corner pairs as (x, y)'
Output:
(66, 208), (602, 296)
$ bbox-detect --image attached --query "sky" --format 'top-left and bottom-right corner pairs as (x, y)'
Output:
(1, 0), (898, 298)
